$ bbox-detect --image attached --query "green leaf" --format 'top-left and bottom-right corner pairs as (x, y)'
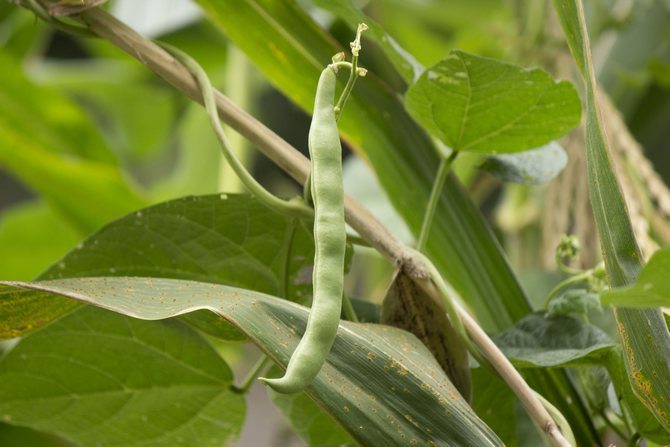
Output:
(480, 142), (568, 184)
(552, 0), (670, 433)
(268, 370), (355, 446)
(0, 194), (314, 341)
(0, 50), (146, 233)
(0, 423), (70, 447)
(192, 2), (600, 443)
(601, 249), (670, 307)
(0, 305), (245, 447)
(0, 50), (115, 164)
(471, 368), (517, 446)
(404, 50), (581, 153)
(494, 313), (615, 368)
(607, 351), (670, 444)
(547, 289), (602, 318)
(0, 277), (503, 447)
(0, 202), (80, 281)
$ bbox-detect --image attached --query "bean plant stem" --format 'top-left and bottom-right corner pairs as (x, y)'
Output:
(346, 233), (371, 248)
(235, 355), (273, 394)
(543, 271), (591, 308)
(341, 293), (359, 323)
(416, 151), (458, 251)
(49, 7), (571, 445)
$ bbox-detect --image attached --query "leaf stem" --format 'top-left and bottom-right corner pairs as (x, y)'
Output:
(543, 271), (591, 309)
(342, 293), (359, 323)
(233, 355), (273, 394)
(346, 233), (371, 247)
(417, 151), (458, 251)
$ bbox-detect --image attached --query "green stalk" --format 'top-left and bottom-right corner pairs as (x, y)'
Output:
(416, 151), (458, 251)
(233, 355), (273, 394)
(342, 293), (359, 323)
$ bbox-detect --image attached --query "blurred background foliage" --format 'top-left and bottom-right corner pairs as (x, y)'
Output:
(1, 0), (669, 445)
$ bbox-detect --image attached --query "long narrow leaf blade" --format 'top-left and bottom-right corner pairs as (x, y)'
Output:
(0, 278), (503, 447)
(552, 0), (670, 432)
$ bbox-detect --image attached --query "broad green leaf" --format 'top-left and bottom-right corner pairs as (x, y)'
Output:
(404, 50), (581, 153)
(0, 202), (80, 281)
(547, 289), (602, 318)
(192, 2), (599, 443)
(601, 249), (670, 307)
(481, 142), (568, 185)
(0, 194), (314, 341)
(0, 305), (245, 447)
(0, 138), (145, 233)
(494, 313), (615, 368)
(553, 0), (670, 432)
(268, 373), (355, 446)
(0, 52), (146, 233)
(471, 368), (517, 446)
(0, 423), (70, 447)
(0, 277), (503, 447)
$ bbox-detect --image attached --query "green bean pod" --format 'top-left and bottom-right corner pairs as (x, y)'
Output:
(260, 66), (346, 394)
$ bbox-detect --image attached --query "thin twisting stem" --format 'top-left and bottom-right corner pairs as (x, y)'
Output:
(417, 151), (458, 251)
(157, 42), (314, 221)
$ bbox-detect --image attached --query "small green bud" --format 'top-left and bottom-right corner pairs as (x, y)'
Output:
(557, 234), (580, 260)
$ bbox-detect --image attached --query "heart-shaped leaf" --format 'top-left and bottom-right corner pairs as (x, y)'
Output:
(494, 313), (615, 367)
(0, 304), (245, 447)
(0, 277), (503, 447)
(405, 50), (581, 154)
